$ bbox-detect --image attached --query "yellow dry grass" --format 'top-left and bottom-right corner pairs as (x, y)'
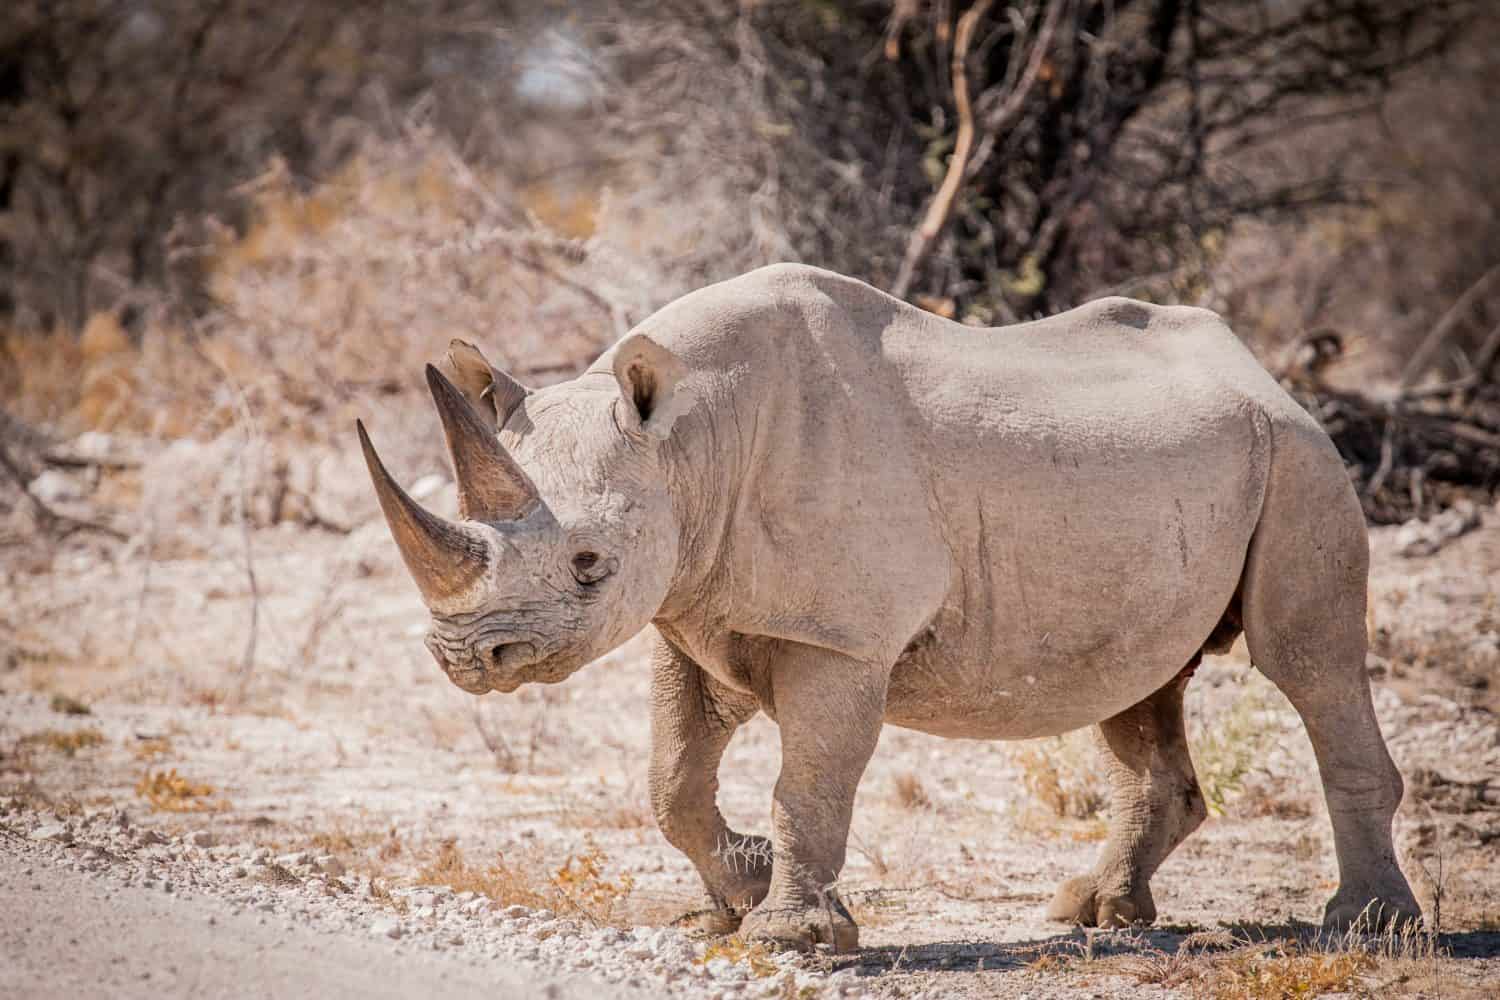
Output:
(1010, 730), (1109, 834)
(135, 768), (221, 812)
(413, 838), (637, 927)
(892, 771), (931, 810)
(20, 727), (104, 756)
(696, 936), (780, 979)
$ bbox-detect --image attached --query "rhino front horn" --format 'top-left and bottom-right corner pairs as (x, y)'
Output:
(425, 364), (540, 522)
(356, 420), (489, 606)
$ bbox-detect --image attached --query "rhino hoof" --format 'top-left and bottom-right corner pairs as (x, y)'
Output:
(1322, 888), (1423, 932)
(695, 907), (744, 935)
(1047, 875), (1155, 928)
(741, 901), (859, 954)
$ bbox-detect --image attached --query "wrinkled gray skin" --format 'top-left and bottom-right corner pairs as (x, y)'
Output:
(359, 264), (1419, 952)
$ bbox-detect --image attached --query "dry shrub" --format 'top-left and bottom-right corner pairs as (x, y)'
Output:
(1012, 730), (1110, 823)
(20, 727), (104, 757)
(4, 112), (784, 559)
(135, 768), (221, 813)
(551, 841), (638, 924)
(892, 771), (931, 811)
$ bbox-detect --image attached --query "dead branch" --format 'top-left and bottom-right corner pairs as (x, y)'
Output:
(1399, 262), (1500, 387)
(0, 435), (128, 542)
(1290, 377), (1500, 524)
(471, 701), (519, 773)
(890, 0), (995, 300)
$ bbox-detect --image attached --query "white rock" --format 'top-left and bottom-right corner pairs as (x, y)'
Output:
(190, 830), (216, 847)
(501, 904), (532, 918)
(31, 822), (72, 844)
(29, 469), (86, 503)
(372, 918), (404, 939)
(312, 854), (345, 876)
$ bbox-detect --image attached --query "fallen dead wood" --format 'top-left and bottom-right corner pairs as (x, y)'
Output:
(1288, 379), (1500, 524)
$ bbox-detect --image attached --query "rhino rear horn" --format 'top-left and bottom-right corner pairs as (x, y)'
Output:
(443, 339), (531, 430)
(425, 364), (540, 522)
(356, 420), (489, 606)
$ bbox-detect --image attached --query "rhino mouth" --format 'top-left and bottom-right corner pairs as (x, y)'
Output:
(429, 634), (580, 694)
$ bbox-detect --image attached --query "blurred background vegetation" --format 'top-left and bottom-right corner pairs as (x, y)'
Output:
(1, 0), (1499, 534)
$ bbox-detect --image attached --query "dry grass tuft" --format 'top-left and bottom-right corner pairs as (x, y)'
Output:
(416, 840), (551, 911)
(131, 737), (173, 761)
(1098, 923), (1450, 1000)
(697, 936), (781, 979)
(135, 768), (221, 812)
(1196, 945), (1374, 999)
(1012, 730), (1109, 825)
(892, 771), (931, 811)
(414, 838), (637, 927)
(21, 727), (104, 756)
(1190, 676), (1282, 817)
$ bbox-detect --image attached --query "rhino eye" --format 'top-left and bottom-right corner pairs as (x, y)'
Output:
(570, 551), (612, 585)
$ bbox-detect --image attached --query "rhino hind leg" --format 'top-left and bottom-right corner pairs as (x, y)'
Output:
(1047, 664), (1205, 928)
(1239, 428), (1420, 930)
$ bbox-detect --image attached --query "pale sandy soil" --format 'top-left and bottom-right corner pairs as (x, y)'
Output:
(3, 478), (1498, 998)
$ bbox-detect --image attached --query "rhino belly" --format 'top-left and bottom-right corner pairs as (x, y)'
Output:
(884, 475), (1258, 739)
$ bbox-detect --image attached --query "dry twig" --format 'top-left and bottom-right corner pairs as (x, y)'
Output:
(890, 0), (994, 300)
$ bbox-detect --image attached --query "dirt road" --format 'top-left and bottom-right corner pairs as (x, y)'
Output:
(1, 833), (622, 1000)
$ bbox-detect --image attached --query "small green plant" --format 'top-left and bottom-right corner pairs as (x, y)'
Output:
(49, 693), (91, 716)
(1191, 674), (1280, 816)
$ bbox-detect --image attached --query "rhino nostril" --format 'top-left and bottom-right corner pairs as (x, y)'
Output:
(490, 643), (511, 665)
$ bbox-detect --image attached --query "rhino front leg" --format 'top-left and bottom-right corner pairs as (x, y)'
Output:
(1048, 665), (1205, 928)
(648, 633), (767, 931)
(740, 644), (886, 954)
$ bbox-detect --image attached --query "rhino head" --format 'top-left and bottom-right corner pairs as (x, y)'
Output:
(357, 334), (693, 694)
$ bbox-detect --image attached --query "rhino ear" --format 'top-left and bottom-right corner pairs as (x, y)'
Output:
(442, 339), (530, 431)
(612, 333), (691, 440)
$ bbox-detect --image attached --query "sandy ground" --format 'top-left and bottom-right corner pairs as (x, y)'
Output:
(3, 479), (1499, 998)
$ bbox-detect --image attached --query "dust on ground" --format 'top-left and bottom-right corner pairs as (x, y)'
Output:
(3, 466), (1499, 998)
